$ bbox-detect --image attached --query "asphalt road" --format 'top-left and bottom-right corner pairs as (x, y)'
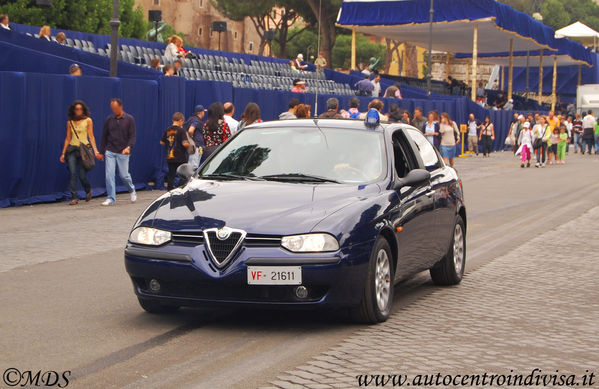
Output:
(1, 152), (598, 389)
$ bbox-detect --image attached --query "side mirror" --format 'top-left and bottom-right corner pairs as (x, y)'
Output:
(394, 169), (430, 190)
(176, 163), (194, 180)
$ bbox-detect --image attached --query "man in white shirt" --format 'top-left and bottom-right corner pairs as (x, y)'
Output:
(467, 113), (479, 155)
(581, 110), (596, 154)
(223, 102), (239, 135)
(371, 73), (381, 97)
(0, 15), (11, 30)
(294, 54), (307, 71)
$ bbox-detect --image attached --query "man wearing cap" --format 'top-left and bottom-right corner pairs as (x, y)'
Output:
(69, 64), (82, 76)
(294, 54), (307, 71)
(292, 79), (306, 93)
(184, 105), (206, 169)
(503, 99), (514, 110)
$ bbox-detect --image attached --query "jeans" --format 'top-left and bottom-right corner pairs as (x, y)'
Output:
(66, 149), (91, 200)
(535, 142), (547, 164)
(521, 145), (531, 163)
(187, 147), (204, 170)
(105, 150), (135, 202)
(573, 132), (582, 152)
(481, 135), (492, 156)
(582, 139), (594, 154)
(467, 135), (478, 154)
(166, 161), (184, 190)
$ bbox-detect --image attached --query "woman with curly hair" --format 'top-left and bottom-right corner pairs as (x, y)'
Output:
(202, 102), (231, 159)
(59, 100), (100, 205)
(295, 104), (311, 118)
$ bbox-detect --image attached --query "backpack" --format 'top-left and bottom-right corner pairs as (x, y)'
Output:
(349, 109), (361, 119)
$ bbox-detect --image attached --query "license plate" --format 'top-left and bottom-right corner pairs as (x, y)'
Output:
(247, 266), (302, 285)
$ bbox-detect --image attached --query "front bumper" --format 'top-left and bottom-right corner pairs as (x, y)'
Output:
(124, 241), (374, 308)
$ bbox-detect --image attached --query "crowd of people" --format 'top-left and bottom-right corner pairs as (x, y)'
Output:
(504, 110), (598, 168)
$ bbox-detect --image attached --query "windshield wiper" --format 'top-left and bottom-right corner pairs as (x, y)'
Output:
(201, 173), (263, 181)
(260, 173), (341, 184)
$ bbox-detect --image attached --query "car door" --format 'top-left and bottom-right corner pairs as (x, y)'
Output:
(389, 129), (437, 280)
(404, 129), (449, 266)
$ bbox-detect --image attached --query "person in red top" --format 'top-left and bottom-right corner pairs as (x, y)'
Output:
(202, 102), (231, 159)
(292, 79), (306, 93)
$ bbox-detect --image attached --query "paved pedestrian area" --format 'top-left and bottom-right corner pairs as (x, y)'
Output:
(262, 206), (599, 388)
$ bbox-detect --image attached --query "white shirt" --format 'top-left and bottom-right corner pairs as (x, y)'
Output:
(467, 120), (478, 136)
(371, 80), (381, 97)
(582, 114), (596, 129)
(565, 121), (573, 137)
(224, 115), (239, 135)
(0, 23), (10, 30)
(361, 69), (371, 77)
(164, 43), (179, 61)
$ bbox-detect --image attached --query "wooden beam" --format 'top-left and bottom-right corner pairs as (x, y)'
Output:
(508, 38), (514, 101)
(538, 50), (544, 105)
(501, 66), (504, 91)
(445, 52), (450, 81)
(471, 24), (478, 102)
(551, 55), (557, 112)
(351, 29), (356, 70)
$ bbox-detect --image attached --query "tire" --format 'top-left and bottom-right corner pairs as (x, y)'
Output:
(430, 215), (466, 286)
(137, 297), (180, 314)
(351, 237), (394, 324)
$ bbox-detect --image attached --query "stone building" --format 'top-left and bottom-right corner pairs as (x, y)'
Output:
(134, 0), (262, 53)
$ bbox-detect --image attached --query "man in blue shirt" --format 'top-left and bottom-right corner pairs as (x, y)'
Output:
(184, 105), (206, 169)
(355, 74), (374, 96)
(98, 98), (136, 206)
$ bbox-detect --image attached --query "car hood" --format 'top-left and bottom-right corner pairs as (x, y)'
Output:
(143, 178), (382, 235)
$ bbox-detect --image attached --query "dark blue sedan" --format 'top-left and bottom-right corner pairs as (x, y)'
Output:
(125, 118), (467, 323)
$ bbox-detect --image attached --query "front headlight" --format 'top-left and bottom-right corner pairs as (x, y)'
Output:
(129, 227), (172, 246)
(281, 233), (339, 253)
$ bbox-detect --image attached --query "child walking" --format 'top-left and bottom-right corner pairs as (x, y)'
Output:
(547, 127), (559, 165)
(160, 112), (190, 190)
(556, 125), (569, 164)
(517, 122), (533, 168)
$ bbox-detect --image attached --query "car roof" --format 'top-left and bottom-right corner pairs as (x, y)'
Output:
(243, 118), (413, 134)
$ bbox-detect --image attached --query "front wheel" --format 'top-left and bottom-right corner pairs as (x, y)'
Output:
(350, 237), (394, 324)
(430, 215), (466, 285)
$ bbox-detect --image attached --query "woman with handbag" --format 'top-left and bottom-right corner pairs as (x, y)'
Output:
(59, 100), (100, 205)
(478, 116), (495, 157)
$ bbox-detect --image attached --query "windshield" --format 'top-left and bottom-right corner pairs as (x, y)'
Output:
(199, 126), (387, 184)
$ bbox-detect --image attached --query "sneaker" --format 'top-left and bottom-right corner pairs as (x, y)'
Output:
(520, 163), (525, 168)
(130, 191), (137, 202)
(535, 162), (540, 168)
(526, 162), (530, 168)
(102, 199), (115, 206)
(542, 163), (546, 167)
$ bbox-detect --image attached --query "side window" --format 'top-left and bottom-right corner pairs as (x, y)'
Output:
(392, 130), (417, 178)
(407, 129), (442, 171)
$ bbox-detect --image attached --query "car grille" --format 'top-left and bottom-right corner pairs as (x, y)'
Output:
(171, 232), (280, 247)
(205, 230), (243, 266)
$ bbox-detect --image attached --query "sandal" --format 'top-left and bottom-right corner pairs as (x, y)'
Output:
(69, 199), (79, 206)
(85, 191), (92, 202)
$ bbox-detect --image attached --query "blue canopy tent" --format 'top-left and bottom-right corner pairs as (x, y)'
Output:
(455, 37), (594, 109)
(336, 0), (558, 101)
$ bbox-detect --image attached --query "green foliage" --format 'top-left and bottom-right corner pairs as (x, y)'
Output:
(332, 33), (384, 69)
(0, 0), (149, 39)
(271, 27), (318, 61)
(500, 0), (599, 31)
(210, 0), (276, 21)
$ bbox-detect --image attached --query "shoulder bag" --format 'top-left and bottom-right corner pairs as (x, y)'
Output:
(70, 120), (95, 171)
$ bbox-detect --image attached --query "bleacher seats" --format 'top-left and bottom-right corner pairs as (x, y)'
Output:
(50, 34), (354, 95)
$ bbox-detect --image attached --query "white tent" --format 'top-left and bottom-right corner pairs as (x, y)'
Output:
(555, 21), (599, 50)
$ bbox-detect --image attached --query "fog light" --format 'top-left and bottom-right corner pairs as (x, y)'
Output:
(149, 278), (161, 292)
(295, 285), (308, 299)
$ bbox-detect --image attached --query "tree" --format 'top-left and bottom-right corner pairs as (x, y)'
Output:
(331, 33), (384, 70)
(0, 0), (148, 39)
(271, 27), (318, 63)
(539, 0), (570, 31)
(210, 0), (276, 56)
(304, 0), (343, 70)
